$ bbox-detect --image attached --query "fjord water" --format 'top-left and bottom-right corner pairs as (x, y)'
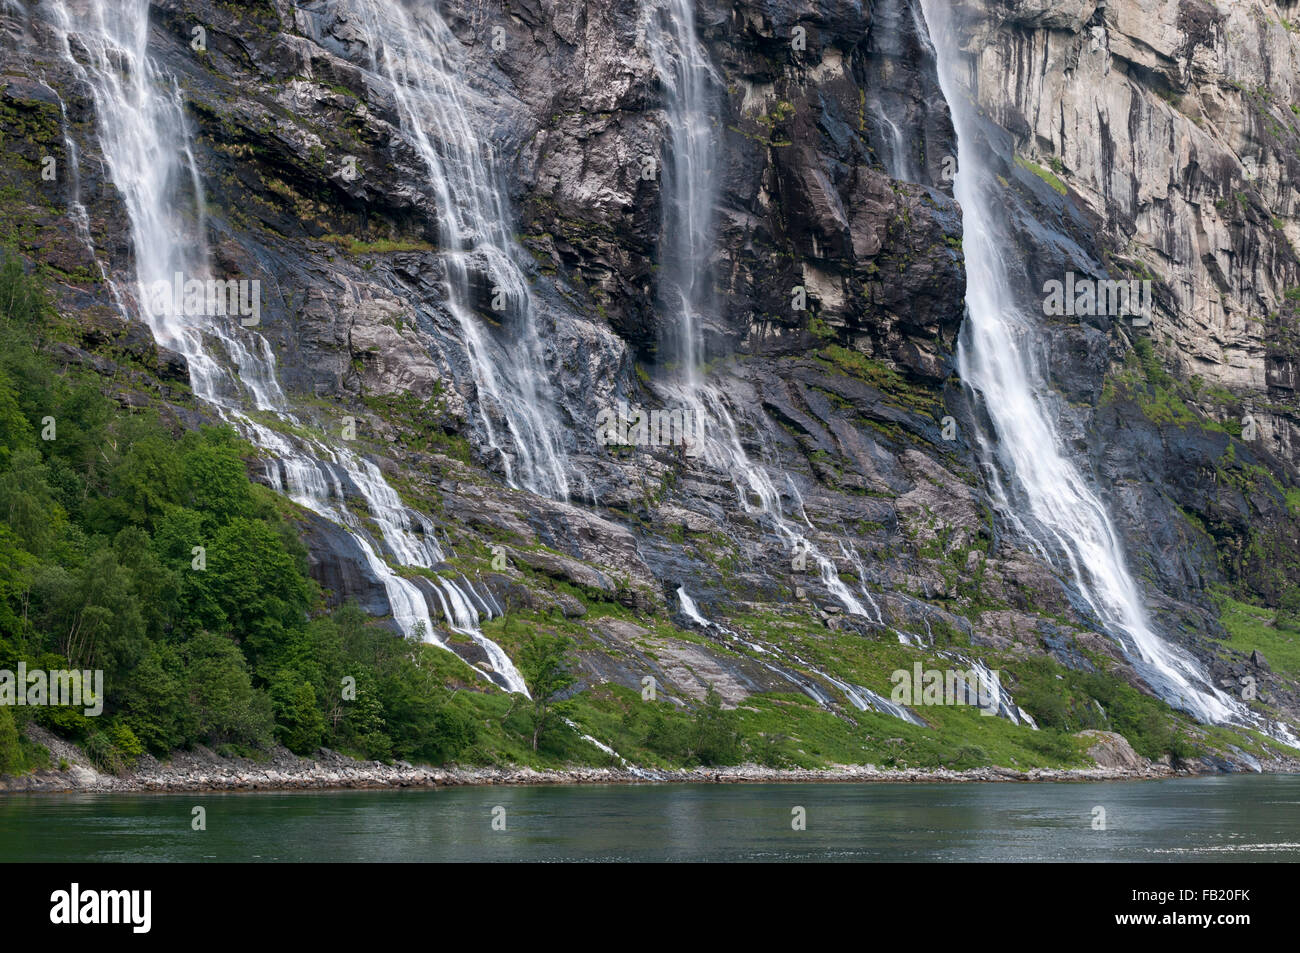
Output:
(3, 775), (1300, 862)
(48, 0), (527, 693)
(918, 1), (1251, 730)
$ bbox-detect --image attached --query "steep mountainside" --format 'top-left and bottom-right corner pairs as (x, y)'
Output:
(0, 0), (1298, 775)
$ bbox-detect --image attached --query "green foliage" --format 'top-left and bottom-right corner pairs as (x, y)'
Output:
(0, 254), (492, 773)
(518, 632), (576, 751)
(815, 344), (937, 414)
(0, 249), (1259, 779)
(121, 644), (195, 753)
(269, 670), (326, 754)
(1286, 488), (1300, 517)
(0, 706), (21, 774)
(319, 234), (433, 255)
(1015, 156), (1068, 195)
(1004, 655), (1196, 762)
(1217, 595), (1300, 676)
(948, 744), (992, 770)
(690, 686), (742, 765)
(182, 631), (274, 749)
(83, 730), (122, 773)
(0, 253), (49, 331)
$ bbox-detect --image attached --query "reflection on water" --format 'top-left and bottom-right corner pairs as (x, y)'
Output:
(1, 775), (1298, 862)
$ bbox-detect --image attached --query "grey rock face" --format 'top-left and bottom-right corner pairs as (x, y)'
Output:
(1, 0), (1297, 750)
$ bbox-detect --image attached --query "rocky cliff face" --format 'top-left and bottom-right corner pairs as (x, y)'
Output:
(2, 0), (1298, 767)
(927, 0), (1300, 716)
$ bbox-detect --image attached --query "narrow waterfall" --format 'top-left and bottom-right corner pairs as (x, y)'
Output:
(676, 587), (713, 629)
(864, 0), (916, 183)
(340, 0), (571, 501)
(49, 0), (528, 696)
(918, 0), (1241, 726)
(679, 585), (931, 723)
(644, 0), (890, 634)
(646, 0), (718, 380)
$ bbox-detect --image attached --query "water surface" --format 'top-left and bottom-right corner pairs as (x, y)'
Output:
(2, 774), (1298, 862)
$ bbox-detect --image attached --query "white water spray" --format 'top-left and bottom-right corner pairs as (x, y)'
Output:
(865, 0), (916, 182)
(339, 0), (571, 500)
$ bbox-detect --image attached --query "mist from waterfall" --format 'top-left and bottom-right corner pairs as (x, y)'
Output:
(919, 0), (1243, 726)
(47, 0), (528, 696)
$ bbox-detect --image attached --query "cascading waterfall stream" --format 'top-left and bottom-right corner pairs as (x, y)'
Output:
(678, 586), (928, 723)
(918, 0), (1276, 733)
(48, 0), (528, 696)
(338, 0), (570, 501)
(645, 0), (892, 639)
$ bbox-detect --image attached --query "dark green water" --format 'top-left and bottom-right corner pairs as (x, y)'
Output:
(2, 774), (1299, 862)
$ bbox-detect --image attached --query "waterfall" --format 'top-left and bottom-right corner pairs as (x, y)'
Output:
(338, 0), (570, 501)
(646, 0), (719, 378)
(679, 589), (946, 725)
(919, 0), (1250, 728)
(852, 685), (927, 726)
(644, 0), (889, 629)
(676, 587), (713, 628)
(48, 0), (527, 695)
(865, 0), (916, 182)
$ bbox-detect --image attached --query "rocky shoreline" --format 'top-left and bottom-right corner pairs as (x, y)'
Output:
(3, 727), (1295, 796)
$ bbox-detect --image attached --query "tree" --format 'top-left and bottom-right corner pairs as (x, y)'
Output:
(0, 706), (22, 774)
(179, 428), (256, 529)
(0, 449), (64, 554)
(31, 549), (148, 679)
(121, 643), (195, 754)
(189, 517), (310, 665)
(342, 669), (391, 760)
(0, 368), (32, 466)
(268, 669), (326, 754)
(181, 631), (274, 749)
(0, 252), (51, 337)
(95, 425), (184, 530)
(518, 632), (576, 751)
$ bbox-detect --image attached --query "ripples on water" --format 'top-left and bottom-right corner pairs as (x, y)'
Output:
(2, 775), (1299, 862)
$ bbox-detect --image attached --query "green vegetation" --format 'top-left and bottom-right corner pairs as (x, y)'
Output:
(815, 344), (937, 415)
(1101, 335), (1229, 431)
(1003, 656), (1195, 761)
(319, 234), (434, 255)
(518, 632), (576, 750)
(1216, 595), (1300, 677)
(0, 251), (1284, 777)
(360, 389), (471, 462)
(1015, 156), (1068, 195)
(0, 252), (488, 771)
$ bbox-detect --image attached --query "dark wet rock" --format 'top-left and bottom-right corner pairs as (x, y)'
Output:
(296, 511), (393, 619)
